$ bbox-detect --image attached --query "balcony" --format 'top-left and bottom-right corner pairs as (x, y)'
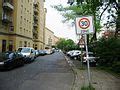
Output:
(33, 36), (38, 40)
(33, 23), (38, 28)
(34, 15), (38, 21)
(33, 29), (38, 35)
(34, 8), (38, 15)
(2, 14), (12, 23)
(34, 3), (38, 7)
(3, 2), (14, 10)
(33, 32), (38, 39)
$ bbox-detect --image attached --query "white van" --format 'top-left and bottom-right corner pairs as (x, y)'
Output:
(18, 47), (36, 62)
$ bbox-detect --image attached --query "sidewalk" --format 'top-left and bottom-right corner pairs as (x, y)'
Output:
(65, 56), (120, 90)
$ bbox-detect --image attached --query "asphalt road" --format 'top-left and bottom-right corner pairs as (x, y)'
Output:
(0, 52), (74, 90)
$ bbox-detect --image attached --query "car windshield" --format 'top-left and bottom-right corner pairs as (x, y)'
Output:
(19, 48), (31, 53)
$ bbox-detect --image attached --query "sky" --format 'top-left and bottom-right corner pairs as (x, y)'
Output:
(45, 0), (77, 42)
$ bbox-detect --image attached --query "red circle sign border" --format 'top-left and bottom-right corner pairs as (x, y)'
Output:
(78, 18), (90, 29)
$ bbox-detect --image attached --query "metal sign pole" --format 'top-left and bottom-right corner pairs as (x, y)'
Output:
(84, 34), (91, 85)
(75, 16), (94, 86)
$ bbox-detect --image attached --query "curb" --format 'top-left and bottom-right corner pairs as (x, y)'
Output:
(64, 56), (78, 90)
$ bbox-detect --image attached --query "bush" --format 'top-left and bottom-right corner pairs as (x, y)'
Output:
(112, 61), (120, 73)
(93, 37), (120, 74)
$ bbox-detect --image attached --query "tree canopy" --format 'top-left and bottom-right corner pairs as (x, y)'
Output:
(56, 38), (79, 51)
(53, 0), (120, 41)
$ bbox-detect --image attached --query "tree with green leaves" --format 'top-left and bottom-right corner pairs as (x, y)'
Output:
(72, 0), (120, 38)
(56, 38), (77, 51)
(53, 0), (101, 43)
(93, 37), (120, 74)
(53, 0), (120, 42)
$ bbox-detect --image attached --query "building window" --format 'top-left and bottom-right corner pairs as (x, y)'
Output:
(21, 16), (22, 19)
(10, 26), (14, 31)
(21, 5), (23, 9)
(2, 40), (6, 52)
(24, 29), (25, 34)
(9, 40), (13, 51)
(20, 27), (22, 33)
(27, 30), (28, 33)
(35, 44), (37, 50)
(28, 42), (30, 47)
(24, 41), (27, 47)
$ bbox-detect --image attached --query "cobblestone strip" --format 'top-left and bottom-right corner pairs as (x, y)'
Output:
(64, 55), (120, 90)
(64, 56), (80, 90)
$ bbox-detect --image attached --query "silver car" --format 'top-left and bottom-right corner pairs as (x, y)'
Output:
(18, 47), (36, 63)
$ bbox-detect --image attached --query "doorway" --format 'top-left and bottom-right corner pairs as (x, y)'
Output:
(2, 40), (6, 52)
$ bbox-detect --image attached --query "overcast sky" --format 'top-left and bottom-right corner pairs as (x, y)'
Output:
(45, 0), (77, 41)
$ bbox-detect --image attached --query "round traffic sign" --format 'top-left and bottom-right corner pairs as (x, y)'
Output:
(78, 18), (90, 29)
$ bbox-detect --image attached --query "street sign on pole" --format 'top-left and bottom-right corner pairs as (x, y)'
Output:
(78, 35), (85, 48)
(75, 16), (94, 35)
(75, 16), (94, 85)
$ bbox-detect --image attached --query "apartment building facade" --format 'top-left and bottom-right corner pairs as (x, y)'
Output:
(0, 0), (15, 52)
(45, 27), (54, 49)
(14, 0), (34, 49)
(45, 27), (60, 49)
(53, 35), (60, 46)
(33, 0), (45, 50)
(0, 0), (45, 52)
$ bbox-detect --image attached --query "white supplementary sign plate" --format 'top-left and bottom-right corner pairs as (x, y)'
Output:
(75, 16), (94, 34)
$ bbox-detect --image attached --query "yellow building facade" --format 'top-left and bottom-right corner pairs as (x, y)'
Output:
(45, 27), (54, 49)
(0, 0), (45, 52)
(0, 0), (15, 52)
(45, 27), (60, 49)
(14, 0), (33, 49)
(53, 35), (60, 46)
(33, 0), (45, 50)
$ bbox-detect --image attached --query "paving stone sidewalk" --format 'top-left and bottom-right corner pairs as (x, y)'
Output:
(65, 56), (120, 90)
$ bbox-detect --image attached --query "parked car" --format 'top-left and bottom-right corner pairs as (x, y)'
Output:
(38, 50), (47, 56)
(0, 51), (24, 70)
(17, 47), (36, 63)
(70, 50), (81, 60)
(66, 50), (74, 56)
(45, 49), (53, 55)
(34, 50), (47, 57)
(67, 50), (81, 60)
(82, 52), (99, 66)
(34, 50), (40, 57)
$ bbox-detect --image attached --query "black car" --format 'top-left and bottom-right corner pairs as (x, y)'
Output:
(0, 51), (24, 70)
